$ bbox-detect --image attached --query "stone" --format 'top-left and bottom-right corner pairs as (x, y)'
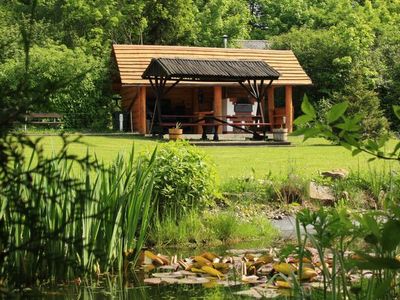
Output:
(309, 182), (335, 203)
(320, 169), (349, 180)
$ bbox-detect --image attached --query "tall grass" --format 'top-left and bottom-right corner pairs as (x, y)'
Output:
(0, 135), (157, 287)
(149, 209), (278, 247)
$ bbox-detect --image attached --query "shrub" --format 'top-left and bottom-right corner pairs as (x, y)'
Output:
(143, 141), (216, 216)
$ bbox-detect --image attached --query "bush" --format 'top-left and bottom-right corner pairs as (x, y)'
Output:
(143, 141), (217, 216)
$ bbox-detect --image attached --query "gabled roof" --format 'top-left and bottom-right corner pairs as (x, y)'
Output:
(142, 57), (280, 82)
(112, 44), (312, 86)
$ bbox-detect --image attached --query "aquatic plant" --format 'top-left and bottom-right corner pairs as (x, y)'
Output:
(0, 134), (157, 287)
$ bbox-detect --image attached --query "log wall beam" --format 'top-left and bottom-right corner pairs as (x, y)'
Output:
(138, 86), (147, 134)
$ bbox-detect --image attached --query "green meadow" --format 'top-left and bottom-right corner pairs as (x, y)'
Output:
(33, 135), (398, 181)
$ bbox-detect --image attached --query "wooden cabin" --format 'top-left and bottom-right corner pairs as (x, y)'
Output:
(112, 45), (311, 137)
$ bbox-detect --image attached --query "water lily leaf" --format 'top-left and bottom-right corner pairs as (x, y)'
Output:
(161, 278), (179, 284)
(177, 277), (210, 284)
(144, 278), (163, 285)
(152, 272), (183, 278)
(234, 289), (263, 299)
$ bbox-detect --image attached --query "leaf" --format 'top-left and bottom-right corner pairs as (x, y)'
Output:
(374, 278), (392, 299)
(352, 255), (400, 270)
(303, 127), (321, 141)
(352, 148), (362, 156)
(292, 127), (308, 136)
(294, 114), (314, 126)
(382, 219), (400, 252)
(301, 94), (316, 118)
(340, 141), (352, 151)
(327, 102), (348, 124)
(392, 142), (400, 156)
(394, 105), (400, 120)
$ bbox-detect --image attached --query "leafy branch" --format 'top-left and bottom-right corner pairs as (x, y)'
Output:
(293, 95), (400, 162)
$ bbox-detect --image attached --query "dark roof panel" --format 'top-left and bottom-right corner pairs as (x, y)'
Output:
(142, 57), (280, 82)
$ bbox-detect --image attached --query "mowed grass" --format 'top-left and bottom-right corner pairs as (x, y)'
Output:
(32, 135), (399, 181)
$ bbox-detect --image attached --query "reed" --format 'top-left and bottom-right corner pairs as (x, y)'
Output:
(0, 135), (157, 287)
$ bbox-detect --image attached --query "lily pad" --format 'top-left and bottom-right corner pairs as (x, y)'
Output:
(152, 272), (183, 278)
(143, 278), (163, 285)
(177, 277), (210, 284)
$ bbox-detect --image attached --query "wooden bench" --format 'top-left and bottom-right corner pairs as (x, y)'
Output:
(26, 113), (64, 127)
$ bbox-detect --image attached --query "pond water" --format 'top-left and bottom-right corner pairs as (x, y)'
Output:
(6, 221), (300, 299)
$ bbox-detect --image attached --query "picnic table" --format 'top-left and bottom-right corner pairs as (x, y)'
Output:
(160, 112), (270, 140)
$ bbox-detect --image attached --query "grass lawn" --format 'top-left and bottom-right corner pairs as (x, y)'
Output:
(33, 135), (398, 181)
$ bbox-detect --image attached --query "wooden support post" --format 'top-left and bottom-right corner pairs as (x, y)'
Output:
(267, 86), (275, 130)
(138, 86), (147, 134)
(213, 86), (223, 134)
(285, 85), (293, 133)
(261, 88), (267, 122)
(193, 88), (200, 134)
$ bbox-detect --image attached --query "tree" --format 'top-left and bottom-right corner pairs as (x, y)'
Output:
(248, 0), (310, 38)
(143, 0), (199, 45)
(196, 0), (251, 47)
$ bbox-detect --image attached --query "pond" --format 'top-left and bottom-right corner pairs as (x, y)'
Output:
(7, 239), (299, 300)
(6, 220), (305, 299)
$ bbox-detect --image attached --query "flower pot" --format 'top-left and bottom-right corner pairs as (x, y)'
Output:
(272, 128), (288, 142)
(168, 128), (183, 140)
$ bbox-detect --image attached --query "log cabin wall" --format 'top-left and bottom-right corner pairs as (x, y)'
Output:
(120, 86), (138, 132)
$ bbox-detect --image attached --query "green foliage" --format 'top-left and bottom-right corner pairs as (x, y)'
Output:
(292, 88), (400, 298)
(4, 0), (400, 132)
(294, 96), (400, 161)
(221, 172), (307, 204)
(0, 44), (114, 130)
(294, 204), (400, 298)
(221, 174), (276, 203)
(0, 135), (157, 287)
(249, 0), (311, 38)
(205, 211), (278, 243)
(150, 209), (277, 247)
(144, 0), (199, 45)
(196, 0), (250, 47)
(143, 141), (216, 216)
(207, 211), (238, 242)
(150, 210), (208, 246)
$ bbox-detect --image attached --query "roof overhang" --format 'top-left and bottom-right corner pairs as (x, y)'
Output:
(141, 57), (280, 82)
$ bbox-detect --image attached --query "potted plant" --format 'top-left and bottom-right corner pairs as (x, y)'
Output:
(168, 122), (183, 140)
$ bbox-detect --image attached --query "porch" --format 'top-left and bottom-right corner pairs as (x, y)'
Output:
(127, 84), (294, 138)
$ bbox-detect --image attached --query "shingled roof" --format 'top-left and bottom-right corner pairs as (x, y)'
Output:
(112, 44), (312, 86)
(142, 57), (280, 82)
